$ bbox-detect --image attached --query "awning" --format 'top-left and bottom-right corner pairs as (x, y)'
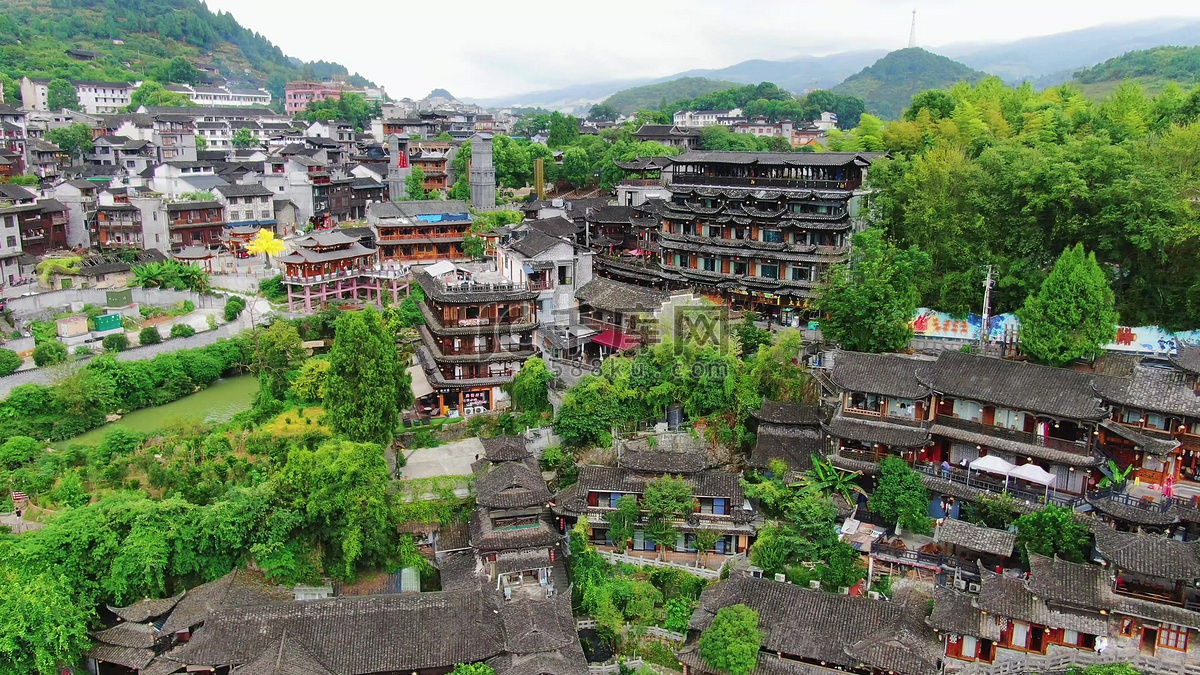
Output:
(1008, 462), (1056, 487)
(591, 329), (641, 351)
(408, 364), (434, 399)
(969, 454), (1015, 477)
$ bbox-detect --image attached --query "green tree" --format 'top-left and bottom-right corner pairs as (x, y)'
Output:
(547, 111), (579, 148)
(1018, 243), (1118, 366)
(153, 56), (201, 84)
(868, 456), (930, 534)
(450, 665), (495, 675)
(815, 228), (930, 353)
(588, 103), (621, 121)
(698, 604), (761, 675)
(0, 569), (92, 675)
(735, 311), (771, 355)
(231, 128), (258, 148)
(139, 327), (161, 345)
(642, 475), (694, 559)
(0, 348), (21, 377)
(511, 356), (552, 414)
(462, 233), (485, 260)
(604, 494), (640, 552)
(692, 528), (721, 566)
(0, 436), (41, 469)
(292, 359), (331, 402)
(127, 81), (193, 110)
(248, 321), (304, 402)
(102, 333), (128, 353)
(406, 166), (428, 200)
(1014, 504), (1092, 563)
(560, 146), (591, 187)
(32, 341), (67, 367)
(46, 122), (94, 162)
(796, 456), (866, 504)
(46, 79), (79, 111)
(324, 308), (400, 447)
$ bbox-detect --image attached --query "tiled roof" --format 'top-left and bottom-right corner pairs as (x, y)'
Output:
(974, 568), (1107, 634)
(1085, 491), (1180, 526)
(87, 642), (155, 670)
(370, 199), (470, 219)
(749, 424), (822, 471)
(168, 590), (505, 674)
(508, 230), (569, 258)
(474, 460), (551, 509)
(575, 276), (667, 313)
(232, 635), (334, 675)
(524, 215), (580, 238)
(215, 183), (274, 198)
(1171, 345), (1200, 375)
(935, 518), (1016, 557)
(1093, 524), (1200, 579)
(929, 422), (1101, 467)
(434, 522), (471, 554)
(1097, 364), (1200, 418)
(1025, 553), (1109, 610)
(828, 350), (933, 399)
(926, 585), (996, 640)
(468, 510), (561, 552)
(671, 150), (883, 167)
(91, 621), (163, 648)
(499, 590), (576, 654)
(1098, 419), (1179, 457)
(823, 412), (931, 448)
(160, 569), (293, 635)
(567, 465), (744, 503)
(618, 449), (711, 474)
(753, 401), (822, 426)
(108, 593), (184, 623)
(930, 350), (1108, 420)
(481, 435), (531, 462)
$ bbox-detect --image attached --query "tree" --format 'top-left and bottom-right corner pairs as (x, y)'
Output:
(0, 570), (92, 675)
(246, 229), (285, 267)
(139, 327), (161, 346)
(224, 296), (246, 322)
(0, 436), (41, 469)
(604, 494), (640, 552)
(46, 79), (79, 111)
(46, 123), (93, 162)
(735, 311), (771, 355)
(547, 112), (579, 148)
(692, 528), (721, 566)
(102, 334), (128, 353)
(325, 308), (401, 447)
(815, 228), (930, 353)
(152, 56), (201, 85)
(127, 81), (193, 110)
(560, 146), (591, 187)
(406, 166), (428, 200)
(796, 456), (866, 504)
(248, 321), (304, 402)
(170, 323), (196, 339)
(1018, 243), (1118, 367)
(462, 233), (485, 260)
(589, 103), (621, 122)
(292, 359), (331, 402)
(1015, 504), (1092, 563)
(32, 341), (67, 367)
(868, 456), (930, 534)
(0, 348), (21, 377)
(511, 356), (551, 414)
(450, 665), (495, 675)
(642, 475), (694, 560)
(698, 604), (761, 675)
(231, 128), (258, 148)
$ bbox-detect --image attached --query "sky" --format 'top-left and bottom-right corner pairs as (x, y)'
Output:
(204, 0), (1200, 101)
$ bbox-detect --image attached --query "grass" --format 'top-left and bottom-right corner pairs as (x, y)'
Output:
(260, 406), (329, 436)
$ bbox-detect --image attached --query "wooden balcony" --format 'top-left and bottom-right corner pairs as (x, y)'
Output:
(671, 174), (862, 191)
(935, 415), (1090, 455)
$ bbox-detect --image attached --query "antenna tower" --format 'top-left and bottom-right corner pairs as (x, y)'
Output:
(908, 9), (917, 48)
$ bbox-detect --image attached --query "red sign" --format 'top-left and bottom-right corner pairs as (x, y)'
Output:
(397, 152), (408, 169)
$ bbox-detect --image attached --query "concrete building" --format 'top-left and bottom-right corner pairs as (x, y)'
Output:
(165, 83), (271, 107)
(283, 80), (366, 115)
(468, 132), (495, 209)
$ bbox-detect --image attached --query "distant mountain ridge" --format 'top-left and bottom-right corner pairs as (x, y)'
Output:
(832, 48), (987, 120)
(601, 77), (741, 114)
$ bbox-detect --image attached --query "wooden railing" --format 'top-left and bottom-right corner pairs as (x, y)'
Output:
(913, 461), (1081, 507)
(672, 174), (862, 190)
(603, 550), (720, 580)
(936, 415), (1091, 455)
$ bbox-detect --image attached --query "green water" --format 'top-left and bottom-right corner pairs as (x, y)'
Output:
(59, 374), (259, 447)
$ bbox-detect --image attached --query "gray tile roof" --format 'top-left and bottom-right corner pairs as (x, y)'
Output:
(87, 642), (156, 670)
(823, 411), (931, 448)
(1099, 419), (1179, 457)
(90, 621), (163, 648)
(749, 424), (822, 471)
(232, 636), (334, 675)
(618, 449), (711, 474)
(753, 401), (822, 426)
(508, 230), (569, 258)
(1025, 553), (1109, 610)
(671, 150), (883, 167)
(169, 589), (505, 674)
(160, 569), (293, 635)
(108, 593), (184, 623)
(524, 215), (579, 238)
(1097, 364), (1200, 418)
(370, 199), (470, 219)
(931, 350), (1108, 420)
(473, 460), (551, 509)
(575, 276), (667, 313)
(929, 422), (1102, 467)
(481, 435), (531, 462)
(468, 510), (562, 552)
(974, 569), (1107, 634)
(935, 518), (1015, 557)
(926, 585), (996, 640)
(828, 350), (933, 399)
(1171, 345), (1200, 375)
(215, 183), (274, 198)
(1093, 524), (1200, 579)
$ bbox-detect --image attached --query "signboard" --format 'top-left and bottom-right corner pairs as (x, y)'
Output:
(106, 289), (132, 308)
(93, 313), (123, 332)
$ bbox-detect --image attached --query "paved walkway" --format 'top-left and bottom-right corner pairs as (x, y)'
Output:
(399, 437), (483, 481)
(0, 296), (271, 398)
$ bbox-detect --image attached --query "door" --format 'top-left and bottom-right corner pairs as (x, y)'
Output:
(1142, 628), (1158, 656)
(1029, 626), (1046, 653)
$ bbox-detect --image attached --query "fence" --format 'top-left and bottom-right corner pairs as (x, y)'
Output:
(604, 550), (720, 580)
(575, 620), (685, 644)
(961, 646), (1200, 675)
(7, 287), (215, 319)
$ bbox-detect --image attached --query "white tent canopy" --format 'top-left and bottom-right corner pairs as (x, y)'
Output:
(408, 364), (434, 399)
(1008, 462), (1056, 487)
(969, 454), (1016, 476)
(423, 260), (459, 278)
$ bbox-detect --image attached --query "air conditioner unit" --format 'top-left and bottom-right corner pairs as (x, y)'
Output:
(954, 578), (968, 590)
(749, 568), (763, 579)
(968, 582), (982, 593)
(774, 573), (786, 583)
(809, 580), (821, 590)
(868, 591), (881, 600)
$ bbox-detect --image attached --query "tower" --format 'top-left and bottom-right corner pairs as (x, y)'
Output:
(908, 9), (917, 48)
(469, 132), (496, 208)
(386, 133), (411, 201)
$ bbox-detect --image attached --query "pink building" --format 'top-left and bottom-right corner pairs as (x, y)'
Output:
(283, 80), (366, 115)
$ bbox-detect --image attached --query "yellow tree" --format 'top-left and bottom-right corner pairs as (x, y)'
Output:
(246, 228), (285, 269)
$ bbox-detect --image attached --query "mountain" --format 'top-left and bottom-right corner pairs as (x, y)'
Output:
(427, 88), (455, 99)
(601, 77), (740, 114)
(942, 17), (1200, 85)
(462, 77), (661, 112)
(1068, 45), (1200, 99)
(831, 48), (987, 120)
(671, 50), (889, 93)
(0, 0), (374, 102)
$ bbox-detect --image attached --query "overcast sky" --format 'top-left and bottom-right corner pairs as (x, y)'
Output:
(204, 0), (1200, 100)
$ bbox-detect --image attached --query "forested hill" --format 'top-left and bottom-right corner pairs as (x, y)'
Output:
(831, 48), (987, 120)
(1071, 46), (1200, 99)
(0, 0), (375, 101)
(602, 77), (740, 114)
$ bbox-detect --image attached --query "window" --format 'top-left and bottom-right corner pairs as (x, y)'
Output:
(791, 266), (811, 281)
(609, 493), (621, 508)
(1122, 409), (1143, 425)
(763, 229), (783, 243)
(960, 635), (978, 659)
(1011, 621), (1029, 649)
(1062, 630), (1079, 646)
(889, 398), (916, 420)
(953, 399), (983, 422)
(1158, 624), (1189, 651)
(1145, 413), (1167, 431)
(848, 392), (881, 413)
(703, 258), (716, 272)
(712, 498), (727, 515)
(760, 264), (778, 279)
(994, 408), (1026, 430)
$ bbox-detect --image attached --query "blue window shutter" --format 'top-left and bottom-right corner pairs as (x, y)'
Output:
(713, 498), (726, 515)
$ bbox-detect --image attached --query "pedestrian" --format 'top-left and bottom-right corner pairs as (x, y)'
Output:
(941, 460), (951, 478)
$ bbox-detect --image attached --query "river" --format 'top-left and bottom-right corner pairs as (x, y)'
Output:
(58, 374), (259, 447)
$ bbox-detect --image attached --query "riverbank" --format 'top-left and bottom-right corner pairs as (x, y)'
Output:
(55, 374), (259, 447)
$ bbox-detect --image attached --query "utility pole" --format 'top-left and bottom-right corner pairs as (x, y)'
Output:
(908, 9), (917, 48)
(980, 265), (994, 351)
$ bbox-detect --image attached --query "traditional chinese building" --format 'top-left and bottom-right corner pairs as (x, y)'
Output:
(279, 230), (407, 311)
(367, 199), (471, 263)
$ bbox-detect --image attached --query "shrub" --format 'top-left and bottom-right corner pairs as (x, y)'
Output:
(139, 327), (162, 345)
(259, 275), (287, 303)
(102, 333), (129, 352)
(0, 348), (21, 376)
(32, 340), (68, 367)
(73, 345), (92, 356)
(170, 323), (196, 338)
(224, 296), (246, 322)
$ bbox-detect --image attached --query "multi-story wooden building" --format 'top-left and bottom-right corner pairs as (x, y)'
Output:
(163, 200), (226, 250)
(279, 230), (409, 312)
(412, 264), (537, 416)
(0, 186), (69, 256)
(367, 199), (471, 263)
